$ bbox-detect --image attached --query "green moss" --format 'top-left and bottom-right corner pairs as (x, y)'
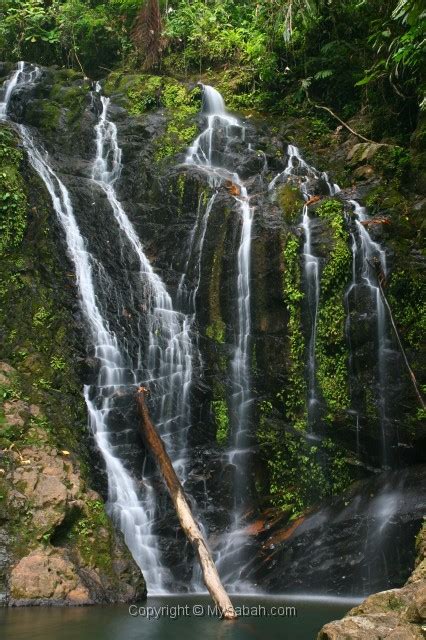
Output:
(0, 125), (87, 457)
(315, 199), (351, 422)
(32, 305), (51, 328)
(280, 231), (306, 425)
(373, 145), (410, 184)
(67, 499), (115, 574)
(104, 72), (201, 160)
(0, 127), (28, 256)
(388, 268), (426, 352)
(127, 75), (163, 115)
(206, 209), (229, 344)
(154, 84), (200, 162)
(257, 404), (352, 514)
(49, 84), (87, 124)
(23, 73), (90, 137)
(206, 320), (226, 344)
(103, 71), (162, 113)
(203, 67), (269, 112)
(277, 182), (304, 224)
(32, 100), (62, 132)
(212, 399), (229, 445)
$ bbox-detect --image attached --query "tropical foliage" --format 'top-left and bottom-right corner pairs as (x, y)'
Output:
(0, 0), (424, 136)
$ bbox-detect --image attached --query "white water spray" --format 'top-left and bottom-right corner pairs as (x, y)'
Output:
(1, 65), (198, 593)
(90, 86), (200, 589)
(16, 120), (167, 590)
(270, 145), (339, 429)
(347, 200), (389, 465)
(185, 85), (255, 591)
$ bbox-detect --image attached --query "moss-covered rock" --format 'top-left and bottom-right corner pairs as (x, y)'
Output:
(104, 71), (201, 163)
(315, 198), (351, 423)
(277, 181), (305, 225)
(0, 123), (146, 605)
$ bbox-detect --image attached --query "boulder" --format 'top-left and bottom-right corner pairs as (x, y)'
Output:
(347, 143), (389, 165)
(9, 547), (91, 605)
(318, 613), (424, 639)
(317, 522), (426, 638)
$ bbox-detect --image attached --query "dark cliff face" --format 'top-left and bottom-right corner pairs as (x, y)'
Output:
(1, 64), (425, 597)
(0, 106), (146, 603)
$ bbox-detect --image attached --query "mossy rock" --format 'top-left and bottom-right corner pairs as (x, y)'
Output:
(277, 182), (304, 224)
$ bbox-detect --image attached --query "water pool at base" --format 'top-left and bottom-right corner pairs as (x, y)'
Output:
(0, 595), (358, 640)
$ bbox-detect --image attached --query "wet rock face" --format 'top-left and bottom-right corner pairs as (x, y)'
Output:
(0, 365), (146, 606)
(248, 467), (426, 597)
(10, 548), (91, 605)
(319, 612), (424, 640)
(318, 522), (426, 639)
(9, 445), (82, 534)
(3, 64), (424, 597)
(0, 102), (146, 605)
(9, 541), (146, 606)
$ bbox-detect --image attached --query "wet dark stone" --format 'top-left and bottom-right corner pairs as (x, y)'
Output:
(5, 63), (424, 597)
(248, 465), (426, 596)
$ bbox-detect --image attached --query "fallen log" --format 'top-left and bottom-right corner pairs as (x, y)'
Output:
(312, 103), (391, 146)
(135, 386), (237, 620)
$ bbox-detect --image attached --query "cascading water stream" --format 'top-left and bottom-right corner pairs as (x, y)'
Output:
(346, 200), (389, 466)
(268, 145), (398, 565)
(269, 145), (391, 466)
(1, 66), (168, 590)
(186, 84), (254, 456)
(185, 85), (255, 590)
(1, 64), (201, 593)
(2, 62), (401, 599)
(91, 86), (194, 478)
(0, 61), (25, 118)
(177, 192), (217, 315)
(270, 145), (339, 430)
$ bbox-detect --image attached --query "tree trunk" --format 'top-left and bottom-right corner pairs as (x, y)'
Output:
(135, 387), (237, 620)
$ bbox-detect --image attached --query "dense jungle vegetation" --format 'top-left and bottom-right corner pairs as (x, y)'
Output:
(0, 0), (424, 143)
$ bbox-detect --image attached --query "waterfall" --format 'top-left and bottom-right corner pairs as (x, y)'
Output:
(301, 201), (321, 426)
(185, 85), (255, 590)
(269, 145), (392, 465)
(0, 61), (40, 120)
(346, 200), (390, 466)
(186, 86), (254, 461)
(91, 86), (194, 477)
(270, 145), (339, 430)
(15, 121), (169, 590)
(2, 61), (400, 599)
(1, 64), (201, 593)
(85, 85), (199, 591)
(177, 192), (217, 315)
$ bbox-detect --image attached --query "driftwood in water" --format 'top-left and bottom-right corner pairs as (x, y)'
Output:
(369, 260), (425, 410)
(135, 387), (237, 620)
